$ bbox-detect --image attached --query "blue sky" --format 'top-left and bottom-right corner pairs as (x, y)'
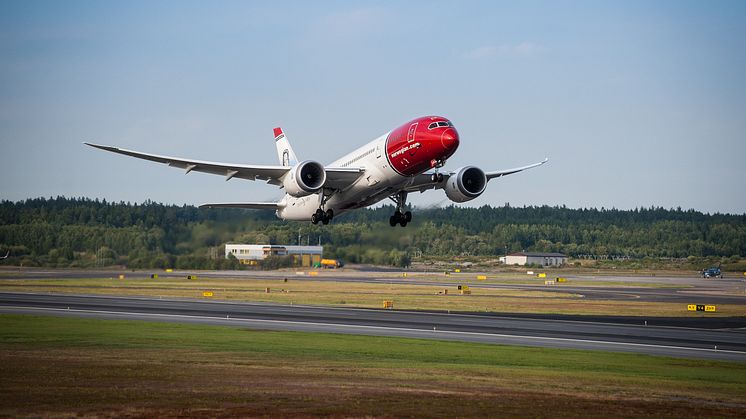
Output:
(1, 1), (744, 214)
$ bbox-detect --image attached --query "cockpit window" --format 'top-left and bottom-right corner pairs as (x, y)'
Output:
(428, 120), (453, 130)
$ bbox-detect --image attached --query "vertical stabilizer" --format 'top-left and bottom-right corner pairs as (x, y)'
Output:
(274, 127), (298, 167)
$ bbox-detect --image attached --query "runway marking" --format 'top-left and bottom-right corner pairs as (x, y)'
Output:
(0, 291), (737, 332)
(2, 305), (745, 358)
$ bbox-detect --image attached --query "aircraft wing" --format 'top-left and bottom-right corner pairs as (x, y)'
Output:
(403, 158), (549, 194)
(485, 158), (549, 180)
(199, 202), (284, 210)
(85, 143), (365, 189)
(323, 167), (365, 190)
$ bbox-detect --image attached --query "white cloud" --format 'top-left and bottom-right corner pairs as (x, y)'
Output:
(464, 42), (544, 59)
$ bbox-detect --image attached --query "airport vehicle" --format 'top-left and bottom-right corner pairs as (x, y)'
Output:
(702, 264), (723, 278)
(86, 116), (547, 226)
(314, 259), (344, 269)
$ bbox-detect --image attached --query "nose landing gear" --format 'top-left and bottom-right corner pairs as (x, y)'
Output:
(388, 191), (412, 227)
(429, 159), (446, 183)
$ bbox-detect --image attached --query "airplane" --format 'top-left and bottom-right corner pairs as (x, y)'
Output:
(0, 250), (9, 260)
(85, 116), (548, 226)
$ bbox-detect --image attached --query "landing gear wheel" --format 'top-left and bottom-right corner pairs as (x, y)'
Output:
(312, 208), (325, 225)
(325, 209), (334, 221)
(430, 173), (444, 183)
(388, 191), (412, 227)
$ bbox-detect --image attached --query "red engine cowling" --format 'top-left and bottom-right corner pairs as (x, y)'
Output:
(445, 166), (487, 203)
(283, 160), (326, 197)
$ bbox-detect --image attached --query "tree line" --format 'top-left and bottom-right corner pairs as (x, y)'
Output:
(0, 197), (743, 269)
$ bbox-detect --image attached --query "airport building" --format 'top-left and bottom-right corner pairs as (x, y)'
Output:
(225, 244), (323, 267)
(499, 252), (567, 267)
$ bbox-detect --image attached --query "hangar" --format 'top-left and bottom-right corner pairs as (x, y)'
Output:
(225, 244), (322, 267)
(500, 252), (567, 267)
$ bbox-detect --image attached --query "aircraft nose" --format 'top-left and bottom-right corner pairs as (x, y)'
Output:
(441, 128), (459, 153)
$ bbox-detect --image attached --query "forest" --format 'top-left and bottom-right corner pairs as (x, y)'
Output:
(0, 197), (744, 269)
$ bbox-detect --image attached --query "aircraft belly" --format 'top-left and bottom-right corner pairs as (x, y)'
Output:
(277, 195), (316, 221)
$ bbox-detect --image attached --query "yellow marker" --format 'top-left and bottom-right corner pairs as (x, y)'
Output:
(188, 275), (198, 280)
(705, 305), (716, 312)
(477, 275), (487, 280)
(455, 269), (461, 273)
(150, 274), (158, 279)
(383, 300), (393, 309)
(202, 291), (213, 297)
(403, 272), (407, 277)
(538, 273), (546, 278)
(309, 271), (318, 276)
(687, 304), (697, 311)
(165, 268), (173, 273)
(556, 277), (566, 283)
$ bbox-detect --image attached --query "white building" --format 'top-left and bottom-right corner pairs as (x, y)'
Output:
(499, 252), (567, 267)
(225, 244), (323, 267)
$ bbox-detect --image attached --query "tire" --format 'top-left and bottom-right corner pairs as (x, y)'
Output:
(311, 213), (319, 224)
(322, 217), (329, 225)
(400, 220), (408, 227)
(325, 209), (334, 220)
(404, 211), (412, 222)
(389, 216), (397, 227)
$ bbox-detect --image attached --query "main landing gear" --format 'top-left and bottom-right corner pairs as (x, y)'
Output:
(312, 191), (334, 225)
(388, 191), (412, 227)
(312, 208), (333, 225)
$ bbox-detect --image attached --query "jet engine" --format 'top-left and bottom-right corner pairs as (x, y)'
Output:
(283, 160), (326, 197)
(444, 166), (487, 203)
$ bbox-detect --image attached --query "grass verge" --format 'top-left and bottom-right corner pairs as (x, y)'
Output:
(1, 314), (745, 417)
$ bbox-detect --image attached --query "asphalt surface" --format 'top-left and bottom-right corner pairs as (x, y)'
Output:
(2, 292), (745, 362)
(3, 267), (746, 304)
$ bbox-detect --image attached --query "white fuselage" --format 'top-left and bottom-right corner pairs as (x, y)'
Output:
(277, 133), (414, 221)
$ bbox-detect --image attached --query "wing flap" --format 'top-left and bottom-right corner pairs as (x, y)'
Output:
(324, 167), (365, 190)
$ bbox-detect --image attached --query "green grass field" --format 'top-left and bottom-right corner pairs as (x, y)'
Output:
(1, 314), (745, 417)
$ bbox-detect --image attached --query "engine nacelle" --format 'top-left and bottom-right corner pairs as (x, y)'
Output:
(283, 160), (326, 197)
(444, 166), (487, 203)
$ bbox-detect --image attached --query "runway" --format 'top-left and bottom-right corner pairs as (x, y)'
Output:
(2, 292), (745, 362)
(3, 267), (746, 304)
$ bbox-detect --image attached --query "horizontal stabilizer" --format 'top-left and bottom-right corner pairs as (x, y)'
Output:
(199, 202), (284, 210)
